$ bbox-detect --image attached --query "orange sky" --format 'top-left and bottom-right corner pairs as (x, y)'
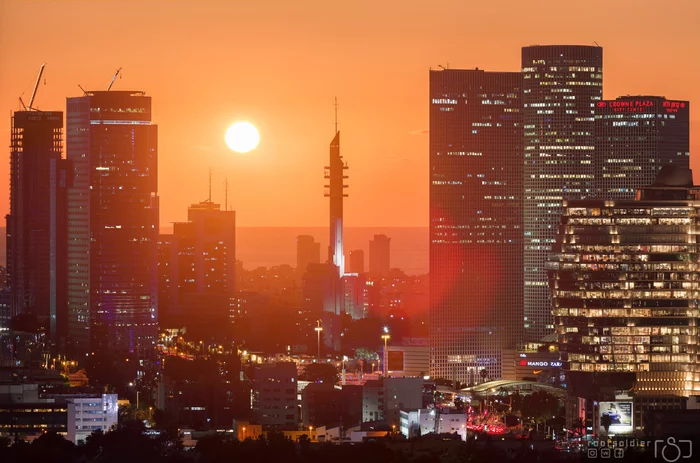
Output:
(1, 0), (699, 227)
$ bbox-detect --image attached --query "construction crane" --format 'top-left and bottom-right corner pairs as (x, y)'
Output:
(19, 63), (46, 111)
(107, 68), (122, 91)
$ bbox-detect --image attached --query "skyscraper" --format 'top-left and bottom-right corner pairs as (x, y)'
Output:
(369, 234), (391, 277)
(549, 167), (700, 430)
(66, 91), (159, 357)
(347, 249), (364, 274)
(429, 68), (523, 381)
(160, 201), (236, 337)
(522, 45), (603, 342)
(7, 110), (69, 345)
(595, 96), (689, 200)
(296, 235), (321, 277)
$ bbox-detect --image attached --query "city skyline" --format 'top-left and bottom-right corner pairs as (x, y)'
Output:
(1, 1), (699, 228)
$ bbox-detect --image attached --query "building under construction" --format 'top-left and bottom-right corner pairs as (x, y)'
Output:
(6, 64), (71, 348)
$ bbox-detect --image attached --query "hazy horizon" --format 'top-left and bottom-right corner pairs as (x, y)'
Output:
(0, 226), (429, 275)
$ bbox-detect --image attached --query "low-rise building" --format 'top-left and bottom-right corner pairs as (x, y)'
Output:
(400, 408), (467, 440)
(65, 394), (118, 445)
(301, 383), (362, 428)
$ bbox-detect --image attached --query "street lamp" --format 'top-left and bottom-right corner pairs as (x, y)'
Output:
(314, 320), (323, 362)
(381, 333), (391, 377)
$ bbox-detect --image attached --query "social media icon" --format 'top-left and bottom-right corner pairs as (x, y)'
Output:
(614, 448), (624, 459)
(588, 448), (598, 459)
(601, 448), (611, 458)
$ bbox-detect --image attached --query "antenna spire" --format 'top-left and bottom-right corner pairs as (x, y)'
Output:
(224, 178), (229, 211)
(334, 97), (338, 134)
(208, 169), (212, 203)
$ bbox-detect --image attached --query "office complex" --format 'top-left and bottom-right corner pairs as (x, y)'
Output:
(369, 235), (391, 276)
(429, 68), (523, 381)
(159, 201), (236, 337)
(66, 91), (159, 356)
(296, 235), (321, 277)
(7, 111), (69, 344)
(522, 45), (603, 342)
(550, 168), (700, 420)
(595, 96), (690, 200)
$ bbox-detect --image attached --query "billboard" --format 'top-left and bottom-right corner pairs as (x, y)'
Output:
(599, 402), (633, 434)
(388, 351), (404, 371)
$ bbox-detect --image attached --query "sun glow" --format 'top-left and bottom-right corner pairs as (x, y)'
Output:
(225, 121), (260, 153)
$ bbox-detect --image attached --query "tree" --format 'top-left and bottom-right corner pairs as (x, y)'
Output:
(573, 417), (585, 435)
(601, 413), (612, 436)
(454, 396), (465, 411)
(299, 363), (339, 384)
(479, 369), (488, 383)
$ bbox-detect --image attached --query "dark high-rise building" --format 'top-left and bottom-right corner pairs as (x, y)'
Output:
(595, 96), (690, 200)
(7, 111), (69, 345)
(66, 91), (159, 357)
(549, 167), (700, 432)
(342, 274), (366, 320)
(325, 130), (347, 278)
(251, 362), (298, 430)
(159, 201), (236, 337)
(522, 45), (603, 343)
(347, 249), (364, 274)
(296, 235), (320, 276)
(429, 68), (523, 381)
(369, 234), (391, 276)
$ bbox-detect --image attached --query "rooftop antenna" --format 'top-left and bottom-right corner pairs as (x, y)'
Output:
(334, 97), (339, 134)
(107, 67), (122, 91)
(593, 41), (601, 47)
(78, 84), (88, 96)
(208, 169), (212, 203)
(224, 178), (229, 211)
(438, 64), (446, 70)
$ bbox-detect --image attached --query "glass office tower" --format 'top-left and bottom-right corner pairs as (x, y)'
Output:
(67, 91), (159, 357)
(522, 45), (603, 342)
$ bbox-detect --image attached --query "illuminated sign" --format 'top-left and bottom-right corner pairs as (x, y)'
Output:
(388, 351), (404, 371)
(598, 99), (687, 114)
(518, 360), (562, 368)
(432, 98), (458, 105)
(599, 402), (633, 434)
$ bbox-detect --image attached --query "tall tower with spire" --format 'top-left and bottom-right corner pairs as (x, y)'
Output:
(325, 97), (348, 278)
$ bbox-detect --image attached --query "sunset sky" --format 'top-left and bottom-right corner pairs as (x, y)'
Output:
(1, 0), (698, 227)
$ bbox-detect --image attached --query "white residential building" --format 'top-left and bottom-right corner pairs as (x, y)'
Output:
(66, 394), (118, 445)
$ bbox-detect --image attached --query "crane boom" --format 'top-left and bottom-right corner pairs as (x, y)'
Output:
(27, 63), (46, 110)
(107, 68), (121, 91)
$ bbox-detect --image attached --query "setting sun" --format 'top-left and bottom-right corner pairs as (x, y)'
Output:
(225, 121), (260, 153)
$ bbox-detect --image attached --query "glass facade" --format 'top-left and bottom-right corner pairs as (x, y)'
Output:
(67, 91), (158, 357)
(595, 96), (690, 199)
(429, 69), (523, 382)
(522, 45), (603, 342)
(159, 201), (236, 337)
(7, 111), (68, 345)
(549, 178), (700, 396)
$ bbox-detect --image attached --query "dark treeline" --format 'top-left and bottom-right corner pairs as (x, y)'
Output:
(0, 421), (623, 463)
